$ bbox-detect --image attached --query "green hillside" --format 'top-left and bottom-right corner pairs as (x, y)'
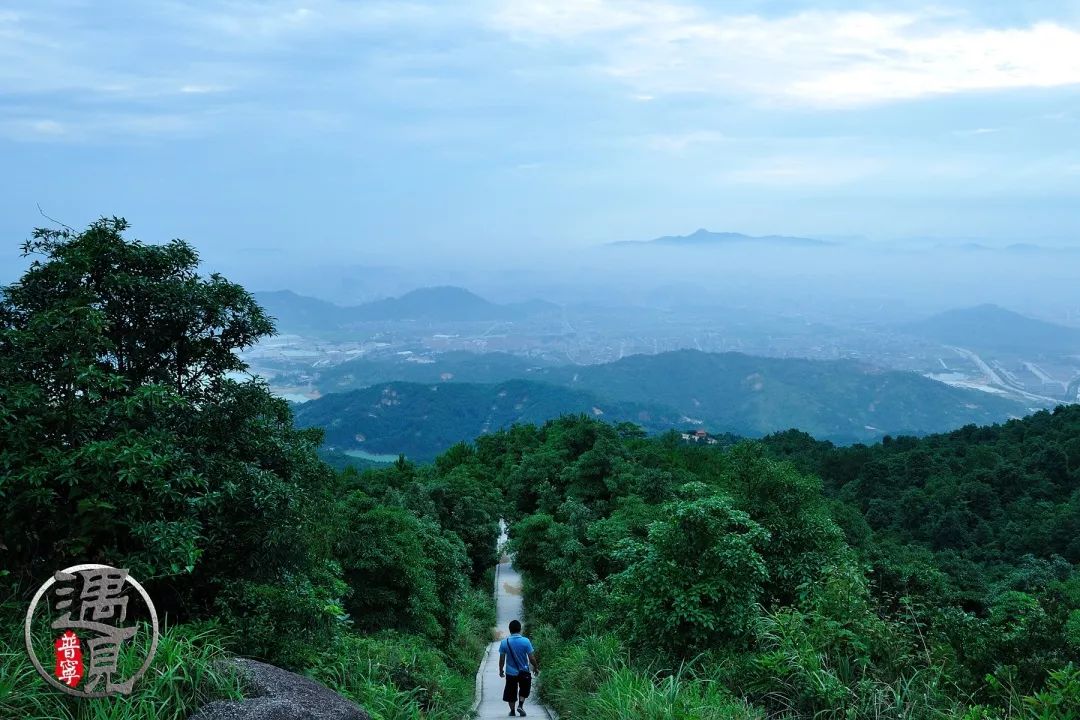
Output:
(535, 349), (1030, 441)
(483, 407), (1080, 719)
(313, 349), (1032, 452)
(294, 379), (679, 461)
(317, 350), (546, 391)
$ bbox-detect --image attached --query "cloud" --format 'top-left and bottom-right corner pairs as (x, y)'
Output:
(0, 112), (204, 143)
(29, 119), (65, 136)
(0, 2), (447, 143)
(720, 154), (884, 186)
(187, 1), (455, 47)
(489, 1), (1080, 107)
(179, 84), (230, 94)
(954, 127), (1003, 136)
(641, 130), (727, 152)
(4, 0), (1079, 152)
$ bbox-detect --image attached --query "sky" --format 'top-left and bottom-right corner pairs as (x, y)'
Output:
(1, 0), (1080, 283)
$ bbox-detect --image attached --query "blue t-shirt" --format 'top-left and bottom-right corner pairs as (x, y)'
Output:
(500, 634), (534, 676)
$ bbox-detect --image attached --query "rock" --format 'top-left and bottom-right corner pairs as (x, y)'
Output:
(189, 658), (370, 720)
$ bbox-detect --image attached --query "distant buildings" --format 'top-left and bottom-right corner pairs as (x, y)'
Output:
(680, 429), (719, 445)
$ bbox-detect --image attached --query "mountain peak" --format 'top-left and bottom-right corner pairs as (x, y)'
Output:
(397, 286), (484, 301)
(255, 286), (558, 330)
(614, 229), (830, 247)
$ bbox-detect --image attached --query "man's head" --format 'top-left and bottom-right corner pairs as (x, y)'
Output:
(509, 619), (522, 634)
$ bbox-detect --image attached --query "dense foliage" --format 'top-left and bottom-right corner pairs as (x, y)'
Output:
(476, 413), (1080, 718)
(0, 220), (498, 719)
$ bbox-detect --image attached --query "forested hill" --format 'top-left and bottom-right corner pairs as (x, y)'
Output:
(532, 349), (1029, 437)
(481, 405), (1080, 719)
(759, 403), (1080, 572)
(316, 350), (543, 389)
(293, 379), (680, 461)
(304, 349), (1031, 460)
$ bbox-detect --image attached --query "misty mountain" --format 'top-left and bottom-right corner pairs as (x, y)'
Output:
(904, 304), (1080, 356)
(252, 290), (351, 333)
(253, 286), (559, 333)
(351, 286), (558, 322)
(612, 228), (832, 248)
(294, 379), (678, 461)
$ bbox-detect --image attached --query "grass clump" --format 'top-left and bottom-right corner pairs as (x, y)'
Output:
(0, 608), (242, 720)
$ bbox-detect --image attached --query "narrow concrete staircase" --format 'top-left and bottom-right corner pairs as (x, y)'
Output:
(473, 541), (555, 719)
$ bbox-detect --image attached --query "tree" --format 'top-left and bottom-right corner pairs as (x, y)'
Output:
(0, 219), (341, 653)
(336, 494), (468, 641)
(424, 464), (502, 582)
(724, 444), (845, 606)
(605, 491), (770, 658)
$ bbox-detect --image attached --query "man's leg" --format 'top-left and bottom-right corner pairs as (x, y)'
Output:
(517, 673), (532, 715)
(503, 674), (519, 715)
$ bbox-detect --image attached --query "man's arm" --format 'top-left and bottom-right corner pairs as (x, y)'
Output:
(528, 652), (539, 674)
(499, 646), (506, 677)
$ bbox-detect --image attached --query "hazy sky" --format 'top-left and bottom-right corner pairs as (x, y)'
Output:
(2, 0), (1080, 279)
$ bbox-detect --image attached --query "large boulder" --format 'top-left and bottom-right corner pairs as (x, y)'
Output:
(189, 658), (370, 720)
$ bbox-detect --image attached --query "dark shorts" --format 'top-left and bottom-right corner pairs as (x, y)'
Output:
(503, 672), (532, 703)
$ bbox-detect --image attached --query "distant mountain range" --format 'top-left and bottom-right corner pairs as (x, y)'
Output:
(253, 286), (559, 333)
(935, 241), (1080, 254)
(904, 304), (1080, 356)
(612, 228), (832, 248)
(303, 348), (1032, 460)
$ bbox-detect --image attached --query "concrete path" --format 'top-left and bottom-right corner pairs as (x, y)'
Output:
(473, 549), (554, 719)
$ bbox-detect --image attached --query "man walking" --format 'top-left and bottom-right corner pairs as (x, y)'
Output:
(498, 619), (538, 716)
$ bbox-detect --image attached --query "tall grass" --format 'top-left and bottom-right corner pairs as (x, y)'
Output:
(535, 630), (761, 720)
(308, 631), (474, 720)
(586, 667), (763, 720)
(537, 624), (1080, 720)
(304, 586), (494, 720)
(446, 587), (496, 676)
(1, 609), (243, 720)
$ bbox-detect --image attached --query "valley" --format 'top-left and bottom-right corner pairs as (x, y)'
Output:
(240, 287), (1080, 462)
